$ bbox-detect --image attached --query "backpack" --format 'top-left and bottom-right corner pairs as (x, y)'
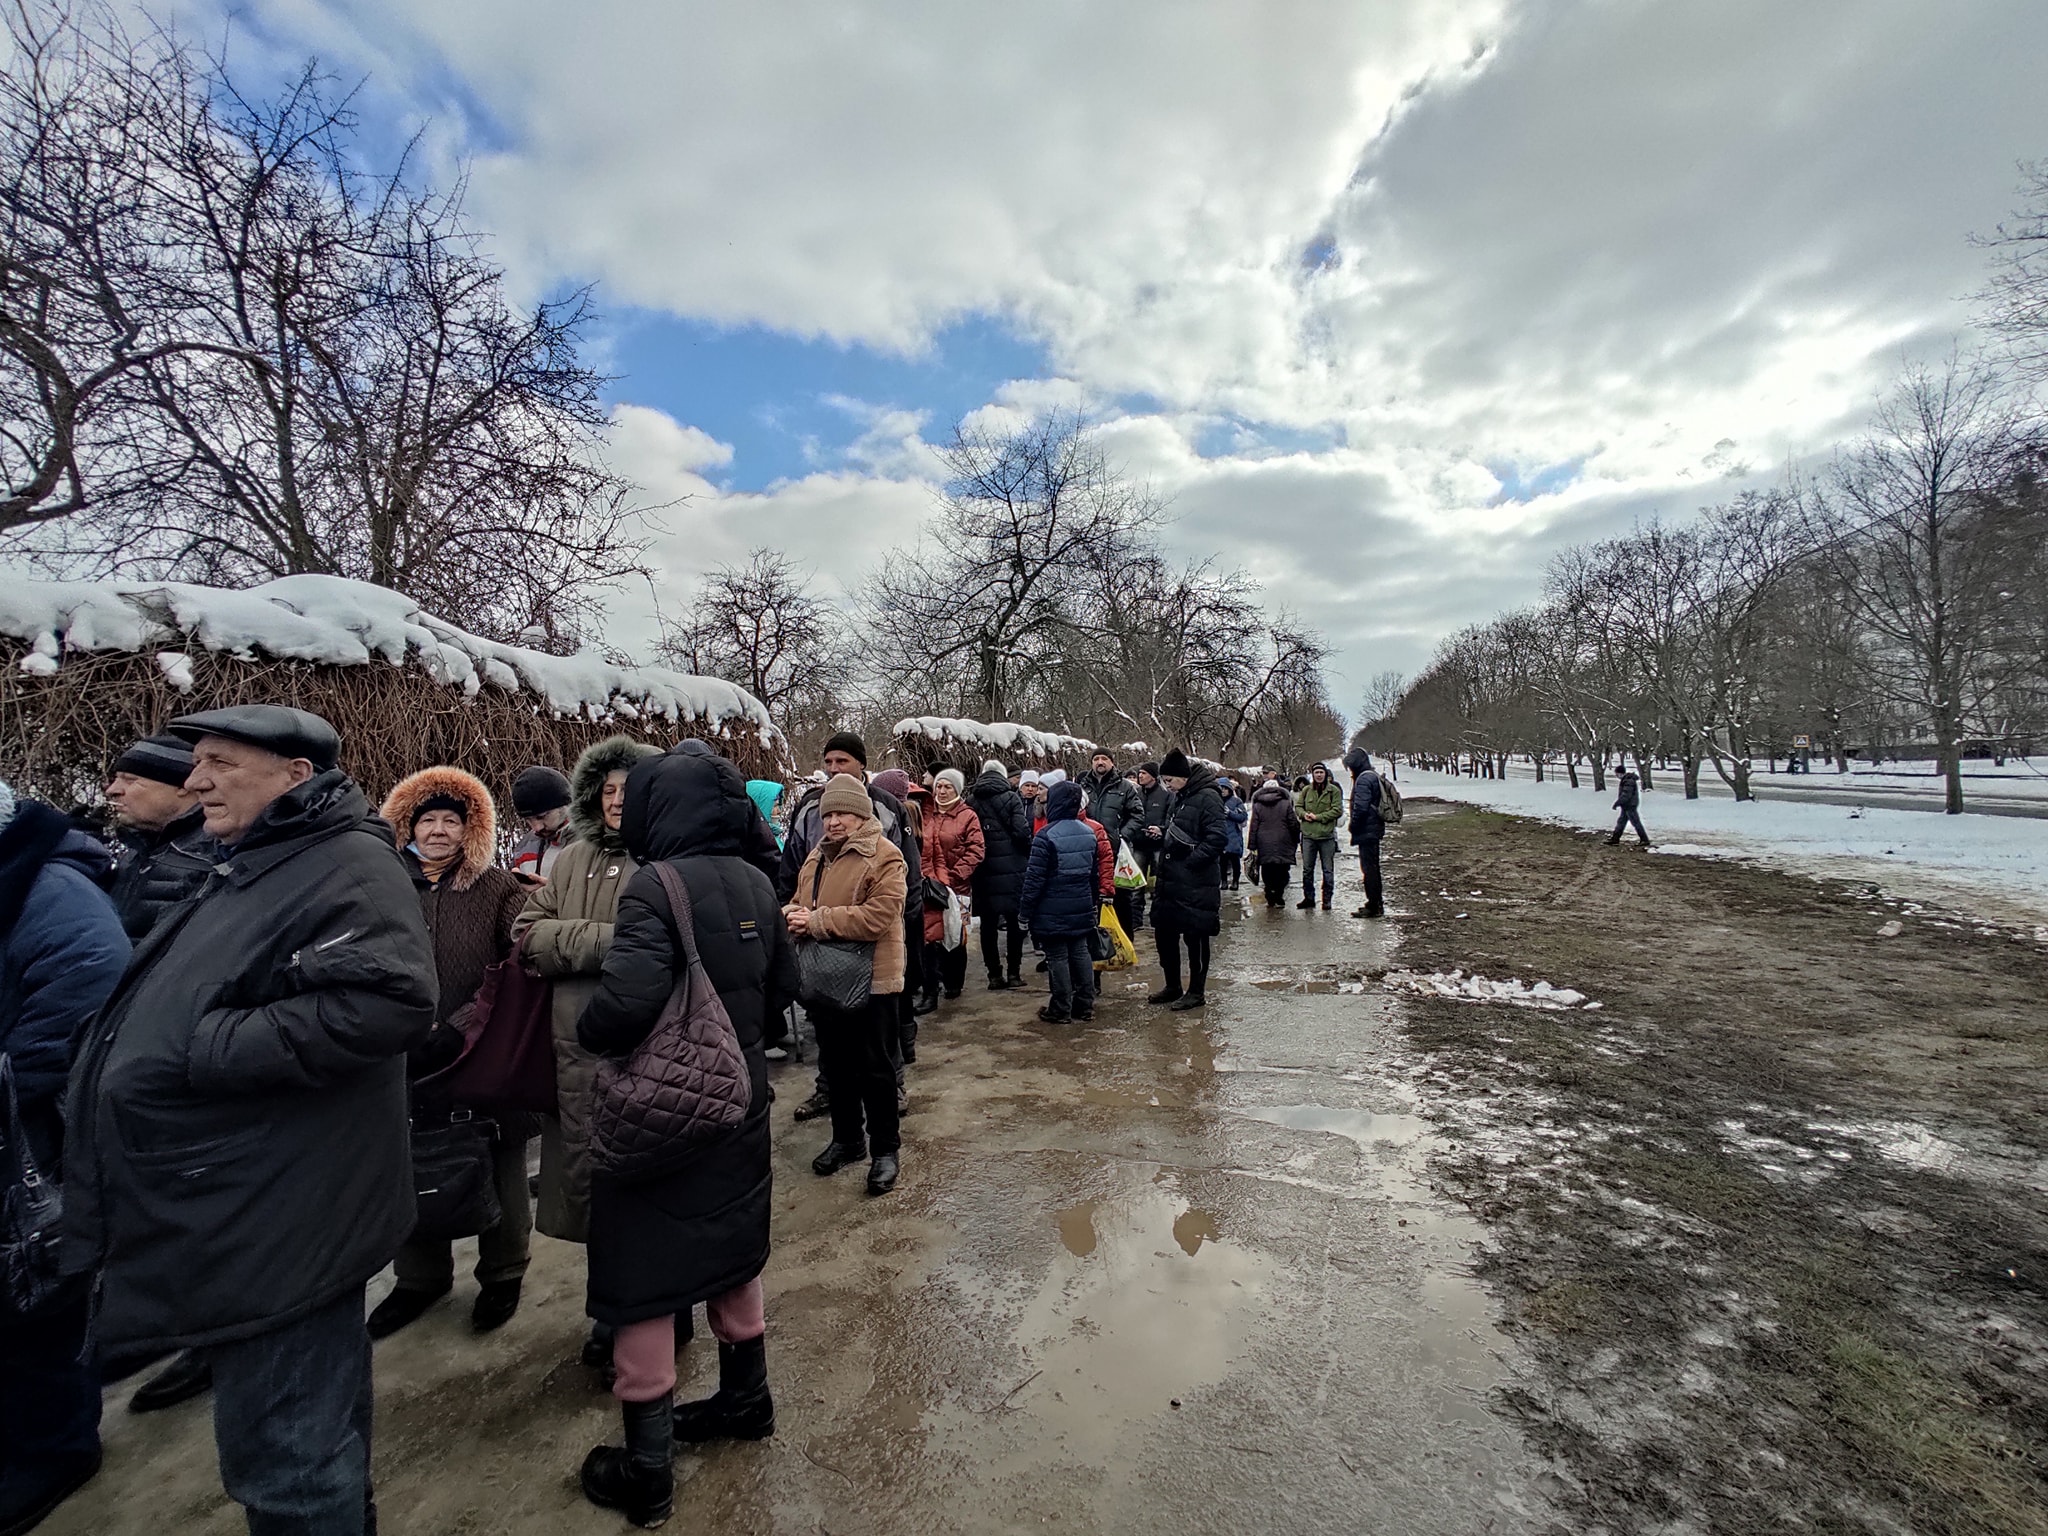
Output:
(1377, 776), (1404, 824)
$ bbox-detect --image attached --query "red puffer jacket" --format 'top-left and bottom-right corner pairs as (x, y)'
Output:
(919, 794), (987, 944)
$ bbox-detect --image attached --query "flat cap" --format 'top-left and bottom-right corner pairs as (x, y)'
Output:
(168, 705), (341, 771)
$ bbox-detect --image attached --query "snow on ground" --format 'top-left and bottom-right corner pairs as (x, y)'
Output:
(1380, 969), (1600, 1010)
(1401, 768), (2048, 924)
(0, 574), (782, 735)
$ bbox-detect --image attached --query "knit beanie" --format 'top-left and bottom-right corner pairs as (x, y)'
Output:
(111, 733), (195, 788)
(981, 757), (1008, 778)
(871, 768), (911, 801)
(1159, 748), (1192, 778)
(512, 765), (572, 816)
(822, 731), (869, 766)
(935, 767), (966, 796)
(1138, 760), (1160, 778)
(1039, 768), (1068, 788)
(819, 773), (871, 818)
(411, 791), (469, 829)
(1018, 769), (1041, 786)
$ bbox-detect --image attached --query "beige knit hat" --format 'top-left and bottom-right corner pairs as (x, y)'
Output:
(819, 773), (872, 818)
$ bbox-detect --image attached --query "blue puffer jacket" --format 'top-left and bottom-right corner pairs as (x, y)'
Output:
(1, 802), (130, 1139)
(1221, 789), (1247, 856)
(1019, 784), (1101, 938)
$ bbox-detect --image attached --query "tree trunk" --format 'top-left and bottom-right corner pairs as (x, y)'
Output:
(1533, 755), (1545, 783)
(1683, 755), (1701, 799)
(1591, 754), (1607, 793)
(1732, 757), (1751, 801)
(1635, 752), (1653, 792)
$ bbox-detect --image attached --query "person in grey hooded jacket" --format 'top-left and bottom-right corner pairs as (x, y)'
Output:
(63, 705), (435, 1536)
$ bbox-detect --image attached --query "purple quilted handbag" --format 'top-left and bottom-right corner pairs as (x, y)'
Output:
(589, 861), (753, 1182)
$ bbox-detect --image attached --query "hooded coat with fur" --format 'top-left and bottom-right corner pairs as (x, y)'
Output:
(512, 735), (660, 1241)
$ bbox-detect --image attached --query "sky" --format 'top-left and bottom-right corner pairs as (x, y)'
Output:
(191, 0), (2046, 716)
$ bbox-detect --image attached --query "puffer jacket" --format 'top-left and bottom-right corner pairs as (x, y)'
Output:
(108, 805), (217, 940)
(1079, 768), (1141, 849)
(513, 734), (660, 1242)
(62, 771), (435, 1356)
(1248, 783), (1301, 864)
(2, 804), (128, 1171)
(966, 769), (1032, 918)
(1019, 810), (1101, 940)
(920, 794), (985, 945)
(1221, 789), (1248, 856)
(578, 748), (799, 1325)
(1350, 769), (1385, 843)
(787, 819), (909, 995)
(1615, 771), (1641, 810)
(1128, 779), (1172, 869)
(1152, 764), (1228, 936)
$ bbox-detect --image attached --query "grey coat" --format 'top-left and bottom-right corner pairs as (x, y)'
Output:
(61, 772), (436, 1357)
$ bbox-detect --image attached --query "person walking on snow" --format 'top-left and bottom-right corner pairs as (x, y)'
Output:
(63, 705), (435, 1536)
(1608, 769), (1652, 847)
(1294, 762), (1343, 910)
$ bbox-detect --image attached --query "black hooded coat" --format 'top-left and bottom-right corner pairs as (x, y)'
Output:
(576, 748), (800, 1324)
(1152, 764), (1228, 935)
(966, 768), (1033, 918)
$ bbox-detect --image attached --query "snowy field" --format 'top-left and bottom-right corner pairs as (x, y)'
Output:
(1399, 768), (2048, 925)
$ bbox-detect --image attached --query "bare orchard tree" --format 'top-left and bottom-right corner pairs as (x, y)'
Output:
(658, 549), (852, 750)
(1977, 159), (2048, 384)
(0, 0), (644, 643)
(864, 411), (1157, 720)
(1803, 355), (2032, 813)
(1357, 669), (1405, 731)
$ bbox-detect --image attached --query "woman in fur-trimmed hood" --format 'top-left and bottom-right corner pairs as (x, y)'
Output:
(373, 765), (537, 1338)
(514, 735), (661, 1260)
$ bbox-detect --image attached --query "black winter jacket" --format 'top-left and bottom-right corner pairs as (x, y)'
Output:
(579, 749), (799, 1325)
(62, 771), (437, 1358)
(1350, 770), (1385, 843)
(1079, 769), (1141, 850)
(966, 769), (1033, 918)
(108, 806), (217, 940)
(1247, 784), (1301, 865)
(1615, 772), (1641, 809)
(1152, 766), (1228, 936)
(1128, 779), (1172, 868)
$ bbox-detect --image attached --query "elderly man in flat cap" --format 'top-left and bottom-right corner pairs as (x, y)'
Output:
(63, 705), (435, 1536)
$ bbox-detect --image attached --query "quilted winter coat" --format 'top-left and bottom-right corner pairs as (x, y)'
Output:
(966, 768), (1032, 918)
(919, 794), (985, 945)
(576, 749), (799, 1325)
(1151, 764), (1228, 937)
(513, 734), (660, 1242)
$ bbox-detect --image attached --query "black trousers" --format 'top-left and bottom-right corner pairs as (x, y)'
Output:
(1259, 862), (1292, 905)
(1221, 857), (1240, 890)
(812, 996), (901, 1154)
(925, 939), (969, 997)
(979, 911), (1024, 979)
(1154, 922), (1211, 998)
(1357, 839), (1383, 908)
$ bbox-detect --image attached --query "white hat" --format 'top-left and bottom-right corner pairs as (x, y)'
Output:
(1039, 768), (1067, 787)
(1019, 769), (1041, 785)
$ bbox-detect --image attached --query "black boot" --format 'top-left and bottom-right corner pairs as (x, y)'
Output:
(987, 970), (1014, 991)
(1295, 894), (1314, 909)
(1147, 987), (1183, 1005)
(582, 1320), (616, 1370)
(471, 1279), (522, 1333)
(581, 1397), (674, 1528)
(366, 1284), (449, 1341)
(812, 1139), (867, 1175)
(673, 1336), (774, 1443)
(128, 1349), (212, 1413)
(913, 984), (939, 1015)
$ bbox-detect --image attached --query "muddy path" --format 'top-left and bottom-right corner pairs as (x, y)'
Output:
(53, 861), (1553, 1535)
(1388, 801), (2048, 1536)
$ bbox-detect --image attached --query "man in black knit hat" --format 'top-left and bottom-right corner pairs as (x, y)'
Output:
(508, 764), (577, 885)
(104, 733), (217, 944)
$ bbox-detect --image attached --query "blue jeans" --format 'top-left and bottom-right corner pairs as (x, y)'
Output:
(204, 1284), (375, 1535)
(1041, 933), (1095, 1018)
(1301, 839), (1337, 900)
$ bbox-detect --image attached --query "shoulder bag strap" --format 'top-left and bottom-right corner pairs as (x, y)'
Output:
(649, 860), (703, 970)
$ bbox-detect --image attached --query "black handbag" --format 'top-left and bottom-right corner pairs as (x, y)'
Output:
(409, 1112), (500, 1243)
(1, 1055), (64, 1315)
(922, 875), (952, 911)
(797, 859), (875, 1012)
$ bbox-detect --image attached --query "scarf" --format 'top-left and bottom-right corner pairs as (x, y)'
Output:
(412, 846), (460, 885)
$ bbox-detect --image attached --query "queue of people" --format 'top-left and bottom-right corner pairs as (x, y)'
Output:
(0, 709), (1397, 1535)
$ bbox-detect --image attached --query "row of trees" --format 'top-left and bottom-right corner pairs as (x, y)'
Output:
(1362, 356), (2046, 812)
(662, 414), (1342, 767)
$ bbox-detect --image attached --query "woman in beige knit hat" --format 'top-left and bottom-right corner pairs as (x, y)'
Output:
(784, 774), (909, 1195)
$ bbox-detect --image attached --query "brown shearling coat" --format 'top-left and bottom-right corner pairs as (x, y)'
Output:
(786, 819), (908, 995)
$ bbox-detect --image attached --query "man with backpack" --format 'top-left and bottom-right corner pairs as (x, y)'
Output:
(1341, 747), (1396, 919)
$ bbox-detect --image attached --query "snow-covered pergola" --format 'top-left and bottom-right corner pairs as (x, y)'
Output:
(891, 715), (1098, 774)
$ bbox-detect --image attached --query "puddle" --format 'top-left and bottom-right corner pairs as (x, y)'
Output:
(1233, 1101), (1429, 1151)
(1057, 1201), (1100, 1256)
(1083, 1085), (1186, 1110)
(1172, 1207), (1222, 1255)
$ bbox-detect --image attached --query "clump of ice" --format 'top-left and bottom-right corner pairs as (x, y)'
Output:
(1381, 968), (1600, 1010)
(1, 574), (782, 740)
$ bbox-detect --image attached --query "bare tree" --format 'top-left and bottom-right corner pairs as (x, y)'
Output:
(659, 549), (851, 747)
(1978, 160), (2048, 385)
(1805, 355), (2031, 812)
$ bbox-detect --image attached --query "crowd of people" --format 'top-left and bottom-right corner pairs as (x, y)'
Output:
(0, 709), (1395, 1534)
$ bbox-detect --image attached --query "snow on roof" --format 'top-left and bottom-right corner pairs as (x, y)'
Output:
(892, 715), (1097, 760)
(0, 573), (783, 737)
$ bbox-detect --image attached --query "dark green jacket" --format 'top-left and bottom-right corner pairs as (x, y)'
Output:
(1295, 782), (1344, 841)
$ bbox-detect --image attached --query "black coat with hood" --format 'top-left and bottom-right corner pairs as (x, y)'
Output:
(1128, 777), (1173, 868)
(1152, 764), (1228, 936)
(62, 770), (436, 1358)
(1247, 782), (1301, 865)
(966, 766), (1033, 918)
(577, 748), (800, 1325)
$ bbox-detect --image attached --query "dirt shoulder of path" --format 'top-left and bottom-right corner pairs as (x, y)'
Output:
(1385, 801), (2048, 1536)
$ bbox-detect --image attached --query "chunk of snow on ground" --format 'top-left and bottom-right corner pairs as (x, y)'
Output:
(1876, 919), (1903, 937)
(1382, 968), (1596, 1010)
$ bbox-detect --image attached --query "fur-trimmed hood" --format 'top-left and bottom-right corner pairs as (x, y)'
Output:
(571, 734), (661, 852)
(381, 766), (498, 891)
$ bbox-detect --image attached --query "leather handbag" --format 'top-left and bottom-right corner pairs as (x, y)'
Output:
(1, 1054), (65, 1315)
(589, 861), (753, 1182)
(408, 1110), (501, 1242)
(439, 934), (559, 1115)
(796, 857), (874, 1011)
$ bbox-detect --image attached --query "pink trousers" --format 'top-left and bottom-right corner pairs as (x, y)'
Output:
(611, 1278), (766, 1402)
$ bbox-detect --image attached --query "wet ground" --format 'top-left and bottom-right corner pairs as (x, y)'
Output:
(52, 860), (1554, 1535)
